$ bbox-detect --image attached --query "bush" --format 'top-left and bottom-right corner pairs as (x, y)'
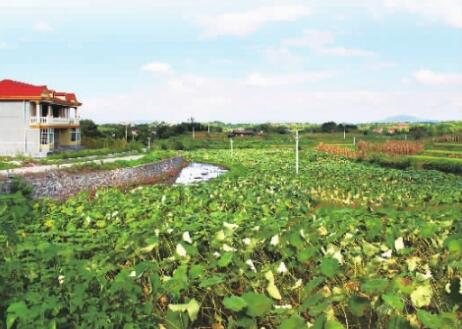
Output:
(9, 177), (33, 198)
(422, 160), (462, 175)
(0, 183), (34, 245)
(172, 140), (185, 150)
(367, 154), (411, 170)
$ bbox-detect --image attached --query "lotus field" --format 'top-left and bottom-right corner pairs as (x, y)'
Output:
(2, 148), (462, 328)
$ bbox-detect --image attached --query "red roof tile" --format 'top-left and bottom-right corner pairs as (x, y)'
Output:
(0, 79), (81, 106)
(0, 79), (47, 98)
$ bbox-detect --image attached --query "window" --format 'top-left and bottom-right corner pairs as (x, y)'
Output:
(71, 128), (81, 142)
(40, 128), (54, 145)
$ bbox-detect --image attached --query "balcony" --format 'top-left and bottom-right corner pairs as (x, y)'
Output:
(30, 116), (80, 126)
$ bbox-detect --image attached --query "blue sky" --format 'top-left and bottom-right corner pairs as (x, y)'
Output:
(1, 0), (461, 123)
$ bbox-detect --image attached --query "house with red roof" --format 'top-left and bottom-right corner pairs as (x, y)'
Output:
(0, 79), (82, 156)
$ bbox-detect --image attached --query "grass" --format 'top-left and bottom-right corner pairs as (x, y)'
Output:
(0, 162), (19, 170)
(423, 149), (462, 158)
(427, 143), (462, 151)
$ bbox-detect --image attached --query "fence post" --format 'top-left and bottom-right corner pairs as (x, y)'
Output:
(295, 130), (299, 175)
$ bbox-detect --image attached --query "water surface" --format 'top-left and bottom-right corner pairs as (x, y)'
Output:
(175, 163), (227, 185)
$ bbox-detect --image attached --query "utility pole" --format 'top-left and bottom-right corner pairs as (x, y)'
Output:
(343, 124), (346, 140)
(147, 136), (151, 150)
(189, 117), (195, 139)
(230, 138), (234, 155)
(295, 130), (299, 175)
(208, 123), (210, 135)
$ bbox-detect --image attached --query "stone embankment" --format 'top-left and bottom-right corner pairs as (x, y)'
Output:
(0, 157), (186, 199)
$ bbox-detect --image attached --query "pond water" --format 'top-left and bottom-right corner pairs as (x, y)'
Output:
(175, 163), (228, 185)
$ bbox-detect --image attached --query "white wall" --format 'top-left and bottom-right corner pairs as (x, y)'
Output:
(0, 101), (40, 156)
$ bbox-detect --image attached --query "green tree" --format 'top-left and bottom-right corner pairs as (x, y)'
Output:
(80, 119), (102, 138)
(321, 121), (338, 133)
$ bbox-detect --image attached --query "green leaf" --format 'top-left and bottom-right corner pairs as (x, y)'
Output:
(419, 222), (438, 238)
(242, 292), (273, 317)
(6, 302), (28, 329)
(297, 247), (317, 262)
(362, 279), (388, 295)
(168, 299), (200, 322)
(165, 309), (189, 329)
(189, 264), (205, 279)
(278, 315), (306, 329)
(325, 319), (345, 329)
(186, 299), (200, 322)
(382, 294), (404, 311)
(138, 237), (159, 253)
(393, 277), (414, 295)
(417, 310), (459, 329)
(199, 275), (224, 288)
(320, 258), (340, 278)
(223, 296), (248, 312)
(217, 252), (233, 268)
(447, 239), (462, 256)
(387, 316), (412, 329)
(348, 295), (370, 317)
(236, 316), (257, 329)
(302, 277), (325, 299)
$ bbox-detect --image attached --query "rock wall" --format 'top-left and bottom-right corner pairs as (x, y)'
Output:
(0, 157), (186, 199)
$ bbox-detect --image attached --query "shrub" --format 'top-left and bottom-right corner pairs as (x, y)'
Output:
(367, 154), (411, 170)
(422, 160), (462, 175)
(9, 177), (33, 199)
(172, 140), (185, 150)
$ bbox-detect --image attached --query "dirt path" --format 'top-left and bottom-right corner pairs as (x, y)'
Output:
(0, 154), (144, 176)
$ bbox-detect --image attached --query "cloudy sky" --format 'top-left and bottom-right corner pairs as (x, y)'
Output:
(1, 0), (461, 123)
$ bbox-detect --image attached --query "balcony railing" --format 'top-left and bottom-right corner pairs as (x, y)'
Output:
(30, 116), (80, 125)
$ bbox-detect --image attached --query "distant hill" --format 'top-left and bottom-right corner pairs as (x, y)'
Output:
(379, 115), (438, 123)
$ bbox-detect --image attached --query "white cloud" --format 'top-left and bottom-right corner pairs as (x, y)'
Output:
(365, 60), (397, 70)
(319, 47), (376, 57)
(244, 71), (337, 87)
(412, 69), (462, 86)
(142, 62), (172, 74)
(264, 46), (304, 66)
(283, 29), (334, 48)
(0, 42), (10, 49)
(198, 5), (311, 37)
(33, 20), (53, 32)
(384, 0), (462, 29)
(82, 73), (462, 124)
(282, 29), (377, 57)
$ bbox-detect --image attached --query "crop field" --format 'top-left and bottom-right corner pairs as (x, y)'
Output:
(2, 146), (462, 329)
